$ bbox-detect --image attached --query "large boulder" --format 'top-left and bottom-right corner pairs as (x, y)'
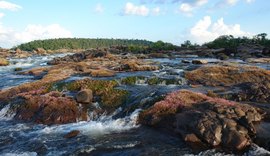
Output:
(139, 90), (264, 152)
(15, 91), (80, 125)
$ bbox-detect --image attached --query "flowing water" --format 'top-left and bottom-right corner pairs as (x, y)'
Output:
(0, 55), (269, 156)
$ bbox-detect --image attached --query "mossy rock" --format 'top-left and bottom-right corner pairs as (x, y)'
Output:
(14, 68), (23, 72)
(49, 78), (129, 109)
(121, 76), (145, 85)
(147, 77), (163, 85)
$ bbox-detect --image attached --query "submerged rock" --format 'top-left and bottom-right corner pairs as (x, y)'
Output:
(139, 90), (264, 152)
(64, 130), (80, 138)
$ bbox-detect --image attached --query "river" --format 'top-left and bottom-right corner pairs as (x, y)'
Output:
(0, 54), (269, 156)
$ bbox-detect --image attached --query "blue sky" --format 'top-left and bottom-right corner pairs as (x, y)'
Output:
(0, 0), (269, 48)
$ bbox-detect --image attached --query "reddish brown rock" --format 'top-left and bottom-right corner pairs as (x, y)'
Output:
(185, 64), (270, 86)
(15, 91), (79, 125)
(64, 130), (80, 138)
(139, 90), (263, 152)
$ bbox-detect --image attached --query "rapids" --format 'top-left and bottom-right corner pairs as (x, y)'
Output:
(0, 55), (269, 156)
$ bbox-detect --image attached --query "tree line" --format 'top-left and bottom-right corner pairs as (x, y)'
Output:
(181, 33), (270, 50)
(15, 33), (270, 53)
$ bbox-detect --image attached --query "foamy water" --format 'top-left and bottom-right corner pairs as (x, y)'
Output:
(0, 53), (73, 90)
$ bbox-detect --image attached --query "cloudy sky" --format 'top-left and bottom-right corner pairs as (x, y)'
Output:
(0, 0), (269, 48)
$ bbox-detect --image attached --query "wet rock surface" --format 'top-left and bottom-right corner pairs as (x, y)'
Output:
(15, 91), (80, 125)
(64, 130), (80, 138)
(185, 64), (270, 104)
(0, 50), (270, 155)
(139, 90), (264, 152)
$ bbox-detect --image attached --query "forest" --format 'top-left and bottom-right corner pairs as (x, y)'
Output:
(15, 33), (270, 53)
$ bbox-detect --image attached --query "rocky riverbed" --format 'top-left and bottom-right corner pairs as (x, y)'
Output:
(0, 50), (269, 155)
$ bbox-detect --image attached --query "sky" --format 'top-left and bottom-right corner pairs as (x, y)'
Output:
(0, 0), (269, 48)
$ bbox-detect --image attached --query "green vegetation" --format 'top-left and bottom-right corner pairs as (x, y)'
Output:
(16, 38), (153, 51)
(204, 33), (270, 51)
(49, 79), (129, 109)
(15, 33), (270, 53)
(15, 38), (179, 52)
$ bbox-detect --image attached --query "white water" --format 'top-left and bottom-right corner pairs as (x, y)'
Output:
(0, 53), (73, 90)
(32, 109), (141, 137)
(0, 104), (15, 121)
(184, 144), (270, 156)
(1, 152), (38, 156)
(0, 53), (72, 73)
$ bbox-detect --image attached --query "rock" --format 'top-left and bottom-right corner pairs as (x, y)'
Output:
(14, 68), (23, 71)
(217, 53), (229, 60)
(185, 64), (270, 86)
(35, 48), (47, 55)
(16, 48), (22, 53)
(182, 60), (190, 63)
(262, 48), (270, 56)
(120, 60), (159, 71)
(234, 82), (270, 103)
(19, 67), (49, 77)
(139, 90), (263, 152)
(53, 78), (128, 110)
(255, 122), (270, 150)
(246, 58), (270, 63)
(15, 91), (80, 125)
(192, 59), (208, 64)
(76, 89), (93, 104)
(148, 53), (169, 58)
(183, 133), (207, 150)
(64, 130), (80, 138)
(222, 129), (250, 151)
(0, 58), (9, 66)
(89, 69), (115, 77)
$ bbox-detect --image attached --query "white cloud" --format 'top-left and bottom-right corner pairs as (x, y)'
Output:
(152, 7), (161, 15)
(179, 3), (193, 13)
(123, 2), (162, 16)
(123, 2), (149, 16)
(0, 23), (72, 48)
(195, 0), (208, 6)
(94, 3), (104, 13)
(214, 0), (252, 8)
(178, 0), (208, 16)
(0, 1), (22, 11)
(226, 0), (239, 6)
(245, 0), (255, 3)
(0, 13), (4, 18)
(189, 16), (251, 44)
